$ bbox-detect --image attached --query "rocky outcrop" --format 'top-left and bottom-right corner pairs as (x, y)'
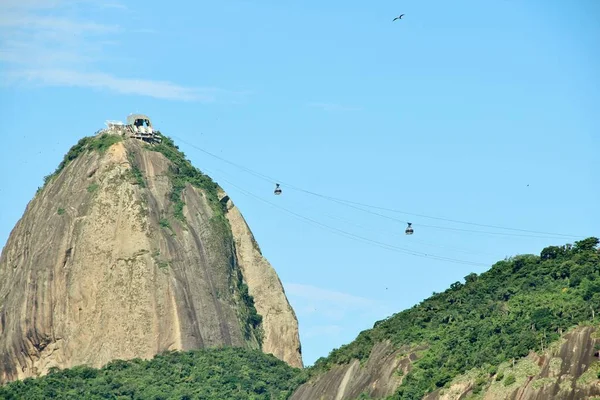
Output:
(423, 325), (600, 400)
(0, 134), (302, 383)
(220, 191), (303, 368)
(290, 342), (426, 400)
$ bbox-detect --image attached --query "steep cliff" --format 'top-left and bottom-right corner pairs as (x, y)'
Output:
(290, 238), (600, 400)
(0, 132), (302, 383)
(220, 191), (303, 369)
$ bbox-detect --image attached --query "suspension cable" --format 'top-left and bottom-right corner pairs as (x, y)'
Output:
(169, 134), (584, 240)
(202, 166), (488, 267)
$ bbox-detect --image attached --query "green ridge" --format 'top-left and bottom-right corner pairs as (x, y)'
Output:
(309, 237), (600, 399)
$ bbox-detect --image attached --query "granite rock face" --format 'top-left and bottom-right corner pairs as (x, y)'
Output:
(290, 342), (426, 400)
(0, 134), (302, 383)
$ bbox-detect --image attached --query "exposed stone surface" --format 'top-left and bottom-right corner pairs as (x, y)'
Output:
(290, 342), (425, 400)
(0, 135), (302, 383)
(220, 191), (303, 368)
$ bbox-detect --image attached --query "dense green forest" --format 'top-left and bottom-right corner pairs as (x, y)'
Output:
(0, 348), (307, 400)
(1, 238), (597, 400)
(310, 237), (600, 399)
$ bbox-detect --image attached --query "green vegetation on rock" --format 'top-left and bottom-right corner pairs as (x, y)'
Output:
(158, 218), (171, 229)
(0, 347), (307, 400)
(146, 134), (224, 221)
(41, 133), (123, 189)
(577, 361), (600, 386)
(531, 377), (556, 390)
(87, 183), (99, 193)
(127, 152), (146, 188)
(236, 268), (264, 340)
(150, 250), (171, 271)
(503, 374), (516, 386)
(310, 237), (600, 399)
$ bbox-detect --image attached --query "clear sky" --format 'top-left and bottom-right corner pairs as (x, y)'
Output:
(1, 0), (599, 367)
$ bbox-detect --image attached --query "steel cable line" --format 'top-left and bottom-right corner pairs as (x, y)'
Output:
(285, 187), (586, 239)
(282, 188), (581, 239)
(292, 194), (570, 239)
(206, 164), (499, 257)
(201, 166), (487, 267)
(170, 134), (583, 239)
(223, 178), (486, 267)
(312, 213), (501, 257)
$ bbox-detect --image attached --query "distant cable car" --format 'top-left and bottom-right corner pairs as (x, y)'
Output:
(405, 222), (414, 235)
(274, 183), (282, 195)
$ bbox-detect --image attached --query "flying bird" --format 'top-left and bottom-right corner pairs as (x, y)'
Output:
(393, 14), (405, 21)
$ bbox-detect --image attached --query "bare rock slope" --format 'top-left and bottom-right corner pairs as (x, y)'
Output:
(220, 191), (303, 369)
(0, 133), (302, 383)
(290, 326), (600, 400)
(290, 341), (426, 400)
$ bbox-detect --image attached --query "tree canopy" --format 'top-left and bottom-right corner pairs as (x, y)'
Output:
(0, 347), (307, 400)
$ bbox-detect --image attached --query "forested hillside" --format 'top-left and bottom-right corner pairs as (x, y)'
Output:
(0, 348), (307, 400)
(305, 237), (600, 399)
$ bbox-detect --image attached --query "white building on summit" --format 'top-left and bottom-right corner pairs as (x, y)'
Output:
(103, 113), (162, 144)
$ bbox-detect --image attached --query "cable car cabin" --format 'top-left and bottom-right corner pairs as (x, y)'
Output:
(126, 113), (161, 144)
(274, 184), (282, 195)
(405, 222), (414, 235)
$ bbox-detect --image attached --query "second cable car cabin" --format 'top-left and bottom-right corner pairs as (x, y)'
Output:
(405, 223), (414, 235)
(274, 184), (282, 195)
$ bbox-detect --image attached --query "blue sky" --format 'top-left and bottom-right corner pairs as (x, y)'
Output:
(1, 0), (599, 367)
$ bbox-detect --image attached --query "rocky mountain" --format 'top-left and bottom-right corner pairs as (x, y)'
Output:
(290, 238), (600, 400)
(0, 131), (302, 384)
